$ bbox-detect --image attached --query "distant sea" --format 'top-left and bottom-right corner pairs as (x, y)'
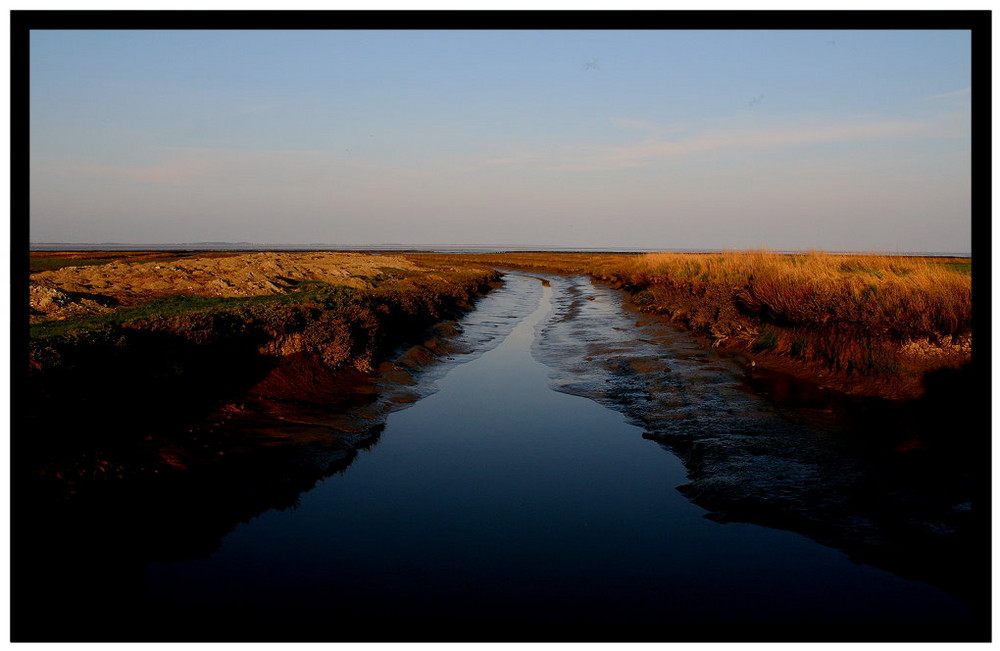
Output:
(28, 243), (972, 257)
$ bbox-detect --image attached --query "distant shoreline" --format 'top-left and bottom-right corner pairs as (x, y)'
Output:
(27, 243), (972, 258)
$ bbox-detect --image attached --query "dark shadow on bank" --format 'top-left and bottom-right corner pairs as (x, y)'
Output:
(647, 360), (989, 614)
(531, 275), (988, 629)
(14, 316), (476, 642)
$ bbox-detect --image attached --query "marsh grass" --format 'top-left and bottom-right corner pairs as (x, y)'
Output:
(613, 250), (970, 338)
(29, 282), (355, 340)
(593, 250), (972, 381)
(30, 257), (500, 379)
(421, 250), (972, 389)
(31, 249), (970, 394)
(30, 260), (492, 338)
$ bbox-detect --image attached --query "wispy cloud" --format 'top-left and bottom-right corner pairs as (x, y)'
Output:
(925, 87), (971, 101)
(73, 147), (384, 187)
(609, 118), (668, 138)
(80, 160), (213, 186)
(480, 152), (545, 167)
(539, 117), (944, 172)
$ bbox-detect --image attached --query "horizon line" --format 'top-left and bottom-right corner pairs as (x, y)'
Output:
(27, 242), (972, 257)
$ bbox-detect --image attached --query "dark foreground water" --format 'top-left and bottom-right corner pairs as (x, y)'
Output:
(127, 274), (976, 642)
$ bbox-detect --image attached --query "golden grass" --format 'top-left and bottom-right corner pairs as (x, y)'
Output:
(33, 249), (968, 396)
(604, 250), (971, 339)
(593, 250), (972, 382)
(413, 250), (972, 393)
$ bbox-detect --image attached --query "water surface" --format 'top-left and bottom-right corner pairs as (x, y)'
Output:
(140, 274), (974, 641)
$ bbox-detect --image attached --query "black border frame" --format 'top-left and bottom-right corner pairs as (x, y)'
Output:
(10, 10), (992, 643)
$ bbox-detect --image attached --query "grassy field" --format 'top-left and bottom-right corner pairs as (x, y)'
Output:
(29, 282), (336, 339)
(29, 254), (500, 375)
(603, 251), (968, 364)
(29, 249), (972, 399)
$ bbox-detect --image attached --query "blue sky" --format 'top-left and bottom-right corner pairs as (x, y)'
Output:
(29, 29), (971, 251)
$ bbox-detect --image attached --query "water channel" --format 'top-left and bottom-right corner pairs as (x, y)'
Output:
(134, 273), (975, 641)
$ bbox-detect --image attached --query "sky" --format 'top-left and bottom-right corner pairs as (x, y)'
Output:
(28, 28), (973, 252)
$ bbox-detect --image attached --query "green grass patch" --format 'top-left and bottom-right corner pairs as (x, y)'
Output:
(838, 262), (884, 278)
(30, 282), (359, 340)
(943, 261), (972, 275)
(349, 266), (418, 288)
(631, 289), (655, 308)
(790, 336), (809, 359)
(752, 327), (779, 353)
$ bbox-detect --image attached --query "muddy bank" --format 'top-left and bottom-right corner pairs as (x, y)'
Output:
(607, 277), (970, 400)
(18, 254), (520, 641)
(529, 274), (988, 609)
(25, 263), (500, 485)
(21, 315), (488, 555)
(20, 253), (500, 506)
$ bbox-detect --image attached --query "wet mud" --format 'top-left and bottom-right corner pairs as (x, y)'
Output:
(530, 273), (988, 609)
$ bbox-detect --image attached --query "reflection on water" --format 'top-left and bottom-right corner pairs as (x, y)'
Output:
(135, 275), (976, 642)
